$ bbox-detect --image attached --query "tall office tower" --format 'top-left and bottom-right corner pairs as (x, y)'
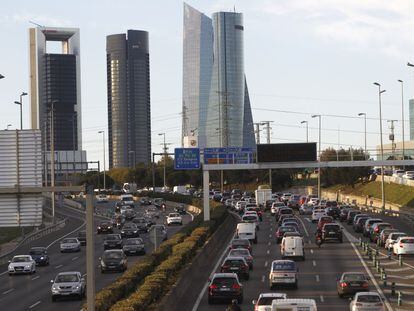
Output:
(182, 3), (213, 148)
(410, 99), (414, 140)
(29, 27), (82, 151)
(107, 30), (151, 168)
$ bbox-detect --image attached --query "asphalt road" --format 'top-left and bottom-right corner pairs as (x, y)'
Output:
(0, 199), (192, 311)
(193, 204), (414, 311)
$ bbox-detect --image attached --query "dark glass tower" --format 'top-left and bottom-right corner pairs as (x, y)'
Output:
(107, 30), (151, 168)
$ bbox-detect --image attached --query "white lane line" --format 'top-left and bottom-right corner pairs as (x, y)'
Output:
(28, 300), (41, 309)
(269, 234), (272, 238)
(186, 211), (194, 221)
(268, 242), (271, 246)
(2, 288), (14, 295)
(261, 275), (265, 282)
(297, 216), (310, 237)
(320, 295), (325, 303)
(46, 220), (86, 249)
(31, 275), (40, 281)
(267, 250), (270, 255)
(312, 260), (316, 267)
(310, 249), (314, 254)
(342, 229), (393, 311)
(72, 256), (79, 261)
(305, 217), (311, 223)
(315, 275), (320, 282)
(55, 264), (63, 269)
(308, 240), (312, 245)
(265, 261), (268, 267)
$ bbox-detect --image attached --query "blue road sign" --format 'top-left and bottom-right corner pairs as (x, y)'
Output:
(174, 148), (200, 170)
(203, 147), (255, 164)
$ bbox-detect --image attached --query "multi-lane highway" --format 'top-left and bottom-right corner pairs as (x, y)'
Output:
(192, 200), (414, 311)
(0, 199), (192, 311)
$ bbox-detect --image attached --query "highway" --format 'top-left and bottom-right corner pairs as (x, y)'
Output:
(0, 199), (192, 311)
(193, 203), (414, 311)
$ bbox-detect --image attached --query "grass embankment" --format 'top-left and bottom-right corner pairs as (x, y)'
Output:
(326, 181), (414, 208)
(0, 227), (24, 244)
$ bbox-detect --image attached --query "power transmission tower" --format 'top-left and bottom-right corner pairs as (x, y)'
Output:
(261, 121), (273, 144)
(181, 104), (189, 147)
(387, 120), (398, 160)
(253, 122), (262, 144)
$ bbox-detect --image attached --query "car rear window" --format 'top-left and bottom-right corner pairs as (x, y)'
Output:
(258, 297), (284, 305)
(232, 239), (249, 245)
(243, 216), (257, 221)
(272, 261), (296, 271)
(343, 274), (366, 281)
(225, 259), (244, 265)
(280, 209), (293, 214)
(401, 238), (414, 244)
(357, 295), (381, 303)
(212, 277), (237, 286)
(324, 224), (339, 230)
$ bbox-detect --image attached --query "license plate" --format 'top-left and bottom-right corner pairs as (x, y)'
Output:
(350, 283), (360, 286)
(60, 292), (71, 295)
(220, 287), (231, 291)
(230, 267), (238, 270)
(129, 250), (136, 253)
(109, 266), (116, 268)
(329, 232), (335, 235)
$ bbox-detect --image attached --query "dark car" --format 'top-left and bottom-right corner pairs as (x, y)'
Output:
(276, 226), (297, 244)
(132, 217), (150, 233)
(139, 197), (151, 205)
(174, 205), (187, 215)
(317, 216), (334, 230)
(339, 209), (352, 222)
(122, 208), (136, 220)
(276, 208), (293, 221)
(346, 210), (362, 225)
(97, 222), (114, 234)
(220, 256), (249, 280)
(100, 250), (127, 273)
(337, 272), (369, 297)
(363, 218), (383, 237)
(208, 273), (243, 304)
(121, 223), (139, 238)
(326, 201), (338, 208)
(103, 234), (123, 250)
(369, 223), (392, 243)
(229, 238), (252, 254)
(228, 248), (254, 270)
(29, 247), (49, 266)
(122, 238), (146, 256)
(77, 230), (86, 246)
(326, 207), (340, 219)
(322, 223), (343, 243)
(354, 216), (370, 233)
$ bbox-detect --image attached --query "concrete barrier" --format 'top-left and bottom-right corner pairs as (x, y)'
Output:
(156, 213), (238, 311)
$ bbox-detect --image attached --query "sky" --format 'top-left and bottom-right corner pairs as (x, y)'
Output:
(1, 0), (414, 168)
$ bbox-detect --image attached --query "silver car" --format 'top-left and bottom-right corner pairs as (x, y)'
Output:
(8, 255), (36, 275)
(349, 292), (385, 311)
(60, 238), (81, 253)
(51, 271), (86, 301)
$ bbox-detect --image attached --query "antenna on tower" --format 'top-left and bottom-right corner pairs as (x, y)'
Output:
(29, 20), (45, 28)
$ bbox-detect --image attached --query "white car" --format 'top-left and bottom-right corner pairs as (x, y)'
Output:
(8, 255), (36, 275)
(308, 198), (320, 206)
(385, 232), (407, 251)
(349, 292), (385, 311)
(281, 193), (292, 201)
(60, 238), (81, 253)
(166, 212), (183, 226)
(311, 208), (326, 223)
(392, 170), (405, 178)
(252, 293), (287, 311)
(402, 171), (414, 180)
(393, 236), (414, 255)
(96, 194), (108, 203)
(271, 202), (285, 216)
(235, 201), (247, 212)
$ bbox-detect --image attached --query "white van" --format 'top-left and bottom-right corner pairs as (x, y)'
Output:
(271, 299), (317, 311)
(280, 236), (305, 260)
(236, 222), (257, 244)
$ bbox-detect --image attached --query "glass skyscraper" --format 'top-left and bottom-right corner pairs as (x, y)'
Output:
(182, 4), (255, 148)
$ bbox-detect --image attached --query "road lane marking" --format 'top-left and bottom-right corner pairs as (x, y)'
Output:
(261, 275), (265, 282)
(31, 275), (40, 281)
(320, 295), (324, 303)
(55, 264), (63, 269)
(267, 250), (270, 254)
(315, 275), (320, 282)
(312, 260), (316, 267)
(2, 288), (14, 295)
(305, 217), (311, 223)
(28, 301), (41, 309)
(265, 261), (268, 267)
(310, 249), (314, 254)
(269, 234), (272, 238)
(297, 216), (310, 237)
(268, 242), (271, 246)
(72, 256), (79, 261)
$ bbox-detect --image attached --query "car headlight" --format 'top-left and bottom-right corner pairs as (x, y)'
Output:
(121, 231), (125, 234)
(101, 261), (106, 267)
(74, 285), (81, 290)
(98, 226), (101, 229)
(8, 264), (12, 270)
(133, 230), (137, 233)
(25, 265), (31, 269)
(40, 257), (44, 260)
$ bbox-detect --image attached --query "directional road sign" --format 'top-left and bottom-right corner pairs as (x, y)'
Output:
(174, 148), (200, 169)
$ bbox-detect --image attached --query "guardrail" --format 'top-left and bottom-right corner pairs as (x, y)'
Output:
(0, 218), (67, 265)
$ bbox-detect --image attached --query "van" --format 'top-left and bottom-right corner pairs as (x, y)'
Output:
(242, 213), (260, 230)
(280, 236), (305, 260)
(271, 299), (317, 311)
(236, 222), (257, 244)
(120, 194), (134, 205)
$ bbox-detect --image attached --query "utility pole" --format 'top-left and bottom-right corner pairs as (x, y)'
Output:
(85, 185), (95, 311)
(158, 133), (171, 190)
(181, 104), (188, 147)
(261, 121), (274, 188)
(374, 82), (386, 211)
(398, 80), (405, 162)
(253, 123), (261, 144)
(387, 120), (398, 163)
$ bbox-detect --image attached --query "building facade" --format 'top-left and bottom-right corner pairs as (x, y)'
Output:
(107, 30), (151, 168)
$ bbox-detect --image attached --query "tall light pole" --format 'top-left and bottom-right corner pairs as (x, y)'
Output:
(300, 120), (308, 142)
(14, 92), (28, 130)
(398, 79), (405, 161)
(374, 82), (386, 211)
(158, 133), (167, 189)
(98, 131), (106, 191)
(312, 114), (321, 199)
(358, 113), (367, 159)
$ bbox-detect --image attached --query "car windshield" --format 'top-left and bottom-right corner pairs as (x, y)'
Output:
(29, 249), (45, 255)
(100, 223), (109, 226)
(103, 251), (122, 259)
(106, 235), (120, 241)
(125, 239), (143, 245)
(391, 233), (406, 239)
(212, 277), (237, 286)
(280, 226), (296, 232)
(401, 238), (414, 244)
(343, 274), (366, 281)
(232, 239), (249, 246)
(62, 238), (77, 244)
(258, 297), (284, 305)
(243, 216), (257, 221)
(55, 274), (79, 283)
(357, 295), (381, 303)
(123, 224), (136, 229)
(272, 261), (295, 271)
(324, 225), (339, 231)
(224, 259), (244, 265)
(12, 256), (30, 262)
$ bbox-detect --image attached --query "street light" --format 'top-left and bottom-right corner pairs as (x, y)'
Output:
(300, 121), (308, 142)
(358, 113), (367, 159)
(373, 82), (386, 211)
(98, 131), (106, 191)
(158, 133), (167, 190)
(311, 114), (321, 199)
(14, 92), (28, 130)
(398, 79), (405, 162)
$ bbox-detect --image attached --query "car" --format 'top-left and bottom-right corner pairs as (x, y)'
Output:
(167, 212), (183, 225)
(325, 206), (340, 219)
(29, 247), (50, 266)
(103, 234), (123, 250)
(369, 223), (392, 243)
(281, 236), (305, 260)
(308, 197), (320, 206)
(228, 248), (254, 270)
(51, 271), (85, 301)
(271, 202), (286, 216)
(229, 238), (253, 254)
(145, 206), (160, 219)
(311, 208), (327, 223)
(402, 171), (414, 180)
(337, 272), (369, 297)
(100, 249), (127, 273)
(283, 221), (300, 233)
(385, 232), (407, 251)
(220, 256), (250, 280)
(8, 255), (36, 275)
(122, 208), (136, 220)
(349, 292), (385, 311)
(392, 170), (405, 178)
(152, 198), (165, 208)
(60, 238), (81, 253)
(281, 193), (292, 202)
(378, 228), (397, 247)
(339, 208), (353, 222)
(123, 238), (146, 255)
(96, 194), (108, 203)
(242, 213), (260, 229)
(352, 214), (369, 226)
(317, 216), (334, 230)
(97, 222), (114, 234)
(354, 216), (370, 233)
(322, 223), (343, 243)
(132, 217), (150, 233)
(265, 199), (275, 211)
(276, 207), (293, 221)
(276, 226), (298, 244)
(346, 210), (362, 225)
(208, 273), (243, 304)
(120, 223), (140, 238)
(269, 260), (298, 289)
(363, 219), (383, 237)
(298, 204), (313, 215)
(77, 230), (87, 245)
(139, 197), (151, 205)
(174, 204), (187, 215)
(393, 236), (414, 256)
(120, 194), (134, 205)
(252, 293), (287, 311)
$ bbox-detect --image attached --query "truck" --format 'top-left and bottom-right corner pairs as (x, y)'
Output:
(173, 185), (188, 195)
(255, 186), (272, 208)
(122, 183), (137, 194)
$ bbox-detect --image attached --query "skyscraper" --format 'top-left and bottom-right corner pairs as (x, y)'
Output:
(410, 99), (414, 140)
(107, 30), (151, 168)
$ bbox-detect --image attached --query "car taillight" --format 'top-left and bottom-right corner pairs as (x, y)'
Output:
(232, 283), (241, 290)
(222, 265), (230, 269)
(362, 282), (369, 288)
(340, 282), (348, 287)
(244, 264), (249, 270)
(374, 303), (383, 307)
(209, 284), (218, 290)
(374, 228), (379, 232)
(400, 244), (404, 248)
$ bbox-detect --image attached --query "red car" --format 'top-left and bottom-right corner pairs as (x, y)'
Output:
(317, 216), (334, 230)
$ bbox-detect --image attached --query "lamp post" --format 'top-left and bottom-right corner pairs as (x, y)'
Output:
(98, 131), (106, 191)
(358, 113), (367, 159)
(300, 120), (308, 142)
(14, 92), (28, 130)
(398, 80), (405, 162)
(158, 133), (167, 190)
(374, 82), (386, 211)
(311, 114), (321, 199)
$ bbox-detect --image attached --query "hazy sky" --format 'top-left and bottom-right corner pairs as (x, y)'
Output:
(1, 0), (414, 167)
